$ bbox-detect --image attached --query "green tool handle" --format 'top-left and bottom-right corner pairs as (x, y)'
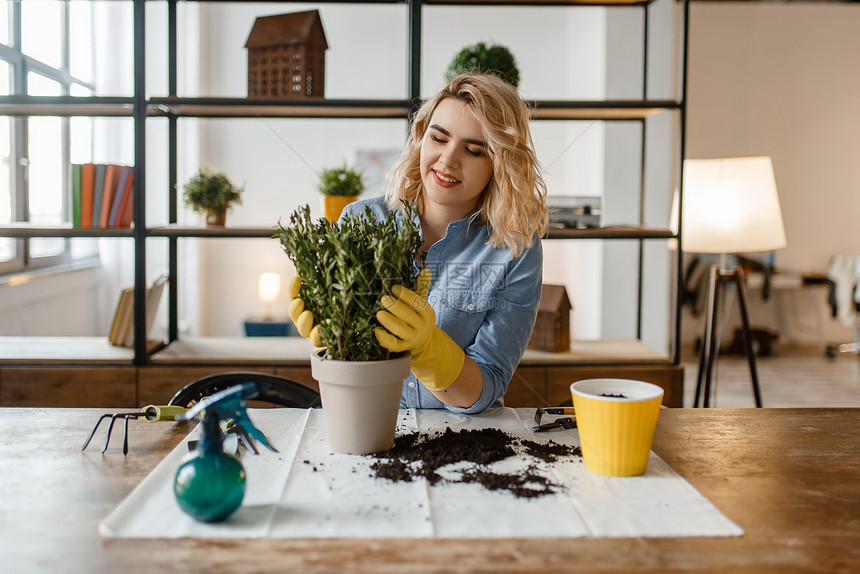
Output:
(141, 405), (187, 421)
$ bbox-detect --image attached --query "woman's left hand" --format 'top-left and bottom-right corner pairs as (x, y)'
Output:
(375, 269), (465, 391)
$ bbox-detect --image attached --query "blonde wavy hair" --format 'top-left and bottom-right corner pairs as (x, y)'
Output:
(385, 73), (548, 258)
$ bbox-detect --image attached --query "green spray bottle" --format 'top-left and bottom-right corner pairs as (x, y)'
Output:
(174, 382), (278, 523)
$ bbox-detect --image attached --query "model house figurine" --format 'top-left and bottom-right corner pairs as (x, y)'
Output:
(528, 284), (572, 353)
(245, 10), (328, 99)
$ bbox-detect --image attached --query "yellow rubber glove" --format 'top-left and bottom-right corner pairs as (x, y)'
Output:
(287, 275), (322, 347)
(374, 269), (465, 391)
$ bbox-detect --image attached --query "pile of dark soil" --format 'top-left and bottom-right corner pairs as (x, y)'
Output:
(369, 427), (582, 499)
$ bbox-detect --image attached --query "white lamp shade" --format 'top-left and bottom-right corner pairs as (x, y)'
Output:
(258, 272), (281, 304)
(674, 156), (787, 254)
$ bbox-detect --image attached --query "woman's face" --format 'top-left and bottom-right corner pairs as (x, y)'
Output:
(419, 98), (493, 219)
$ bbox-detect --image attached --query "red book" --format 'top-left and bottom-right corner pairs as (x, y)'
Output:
(108, 166), (132, 227)
(80, 163), (95, 228)
(117, 170), (135, 228)
(99, 164), (118, 228)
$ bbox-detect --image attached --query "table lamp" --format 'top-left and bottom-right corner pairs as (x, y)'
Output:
(674, 156), (786, 407)
(258, 272), (281, 320)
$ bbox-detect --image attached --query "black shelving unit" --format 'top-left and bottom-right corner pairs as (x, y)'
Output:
(0, 0), (687, 369)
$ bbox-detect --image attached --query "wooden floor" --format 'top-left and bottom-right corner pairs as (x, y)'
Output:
(681, 345), (860, 408)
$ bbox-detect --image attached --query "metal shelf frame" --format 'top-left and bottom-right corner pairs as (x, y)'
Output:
(0, 0), (687, 368)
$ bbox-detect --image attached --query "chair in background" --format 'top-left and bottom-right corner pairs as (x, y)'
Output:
(825, 255), (860, 359)
(168, 371), (321, 409)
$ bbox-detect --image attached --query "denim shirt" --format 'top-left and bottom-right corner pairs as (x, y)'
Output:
(341, 196), (542, 414)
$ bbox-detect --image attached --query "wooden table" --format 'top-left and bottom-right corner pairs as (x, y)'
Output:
(2, 407), (858, 573)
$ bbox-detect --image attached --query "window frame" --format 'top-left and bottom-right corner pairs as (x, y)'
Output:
(0, 0), (96, 276)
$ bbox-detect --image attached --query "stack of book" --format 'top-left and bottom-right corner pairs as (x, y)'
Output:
(108, 275), (168, 348)
(71, 163), (135, 229)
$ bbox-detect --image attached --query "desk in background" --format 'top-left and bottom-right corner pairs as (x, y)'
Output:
(743, 271), (832, 351)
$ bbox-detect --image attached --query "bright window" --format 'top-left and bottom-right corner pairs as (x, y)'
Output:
(0, 0), (97, 274)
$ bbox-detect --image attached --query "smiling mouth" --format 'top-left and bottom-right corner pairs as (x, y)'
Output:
(433, 170), (461, 185)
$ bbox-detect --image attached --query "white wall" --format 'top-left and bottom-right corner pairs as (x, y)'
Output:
(682, 1), (860, 348)
(0, 264), (106, 335)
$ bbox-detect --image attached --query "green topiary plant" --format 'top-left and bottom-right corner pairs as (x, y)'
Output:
(317, 164), (366, 197)
(274, 202), (423, 362)
(445, 42), (520, 88)
(182, 166), (244, 225)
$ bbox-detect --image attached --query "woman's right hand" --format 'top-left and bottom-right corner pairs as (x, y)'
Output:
(287, 276), (322, 347)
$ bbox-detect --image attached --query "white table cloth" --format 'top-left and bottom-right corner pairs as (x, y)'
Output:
(100, 407), (743, 539)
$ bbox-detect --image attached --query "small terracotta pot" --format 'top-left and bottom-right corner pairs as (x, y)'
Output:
(310, 349), (410, 455)
(205, 208), (227, 227)
(322, 195), (358, 223)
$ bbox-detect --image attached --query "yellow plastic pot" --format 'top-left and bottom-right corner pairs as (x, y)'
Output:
(571, 378), (664, 477)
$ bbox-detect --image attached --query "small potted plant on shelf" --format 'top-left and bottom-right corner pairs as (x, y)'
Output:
(182, 166), (244, 227)
(445, 42), (520, 88)
(318, 164), (365, 223)
(274, 203), (422, 454)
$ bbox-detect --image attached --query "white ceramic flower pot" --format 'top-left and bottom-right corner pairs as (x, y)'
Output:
(310, 349), (410, 455)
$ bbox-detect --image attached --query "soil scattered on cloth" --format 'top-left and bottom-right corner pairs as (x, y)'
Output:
(459, 464), (557, 499)
(369, 427), (582, 499)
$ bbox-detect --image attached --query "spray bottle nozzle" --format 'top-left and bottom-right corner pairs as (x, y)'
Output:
(182, 382), (278, 454)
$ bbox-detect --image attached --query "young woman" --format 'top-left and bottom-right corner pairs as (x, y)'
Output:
(290, 72), (548, 414)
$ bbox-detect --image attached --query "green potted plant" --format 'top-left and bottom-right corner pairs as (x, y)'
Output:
(274, 203), (422, 454)
(445, 42), (520, 88)
(182, 166), (244, 226)
(318, 164), (365, 223)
